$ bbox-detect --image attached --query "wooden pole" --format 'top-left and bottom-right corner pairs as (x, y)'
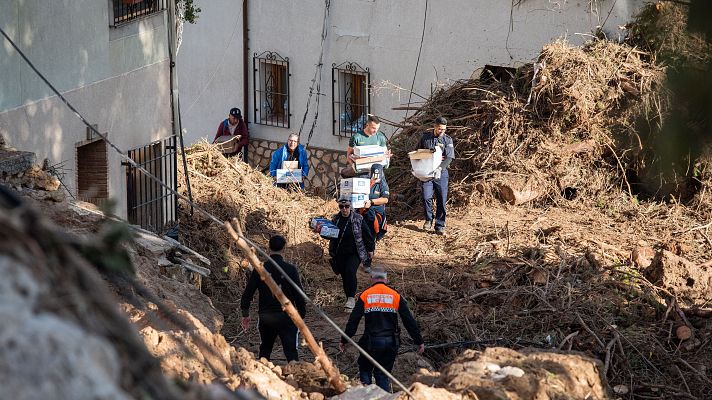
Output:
(224, 220), (347, 393)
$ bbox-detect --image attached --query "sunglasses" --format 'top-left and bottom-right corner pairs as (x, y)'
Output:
(338, 204), (350, 209)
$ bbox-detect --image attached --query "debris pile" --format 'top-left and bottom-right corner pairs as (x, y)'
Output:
(388, 39), (665, 211)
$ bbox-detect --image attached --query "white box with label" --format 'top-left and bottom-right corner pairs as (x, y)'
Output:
(276, 169), (303, 184)
(340, 178), (370, 195)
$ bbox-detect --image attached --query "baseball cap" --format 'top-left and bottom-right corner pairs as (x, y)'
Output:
(229, 107), (242, 118)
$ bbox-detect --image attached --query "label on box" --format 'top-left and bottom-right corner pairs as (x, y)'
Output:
(276, 169), (303, 183)
(340, 178), (370, 195)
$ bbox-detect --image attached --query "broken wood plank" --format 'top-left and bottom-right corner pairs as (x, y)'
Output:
(163, 235), (211, 266)
(177, 259), (211, 277)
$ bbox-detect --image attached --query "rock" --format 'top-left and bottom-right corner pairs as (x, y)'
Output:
(0, 256), (131, 400)
(631, 246), (655, 269)
(403, 382), (463, 400)
(0, 149), (36, 176)
(645, 250), (712, 307)
(419, 347), (609, 400)
(328, 385), (394, 400)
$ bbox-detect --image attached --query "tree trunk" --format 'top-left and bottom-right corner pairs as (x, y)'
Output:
(224, 220), (347, 393)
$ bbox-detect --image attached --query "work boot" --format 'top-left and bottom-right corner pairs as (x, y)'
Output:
(422, 220), (433, 231)
(435, 226), (445, 235)
(344, 297), (355, 312)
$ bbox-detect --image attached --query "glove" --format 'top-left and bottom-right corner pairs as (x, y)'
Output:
(433, 167), (442, 180)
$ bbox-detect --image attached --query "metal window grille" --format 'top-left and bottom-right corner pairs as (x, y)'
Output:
(332, 62), (370, 138)
(253, 51), (290, 128)
(125, 135), (177, 233)
(112, 0), (165, 25)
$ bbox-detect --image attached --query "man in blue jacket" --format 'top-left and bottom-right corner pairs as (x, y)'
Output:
(269, 133), (310, 190)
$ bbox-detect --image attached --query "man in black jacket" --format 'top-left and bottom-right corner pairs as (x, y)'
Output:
(330, 198), (375, 313)
(240, 235), (306, 362)
(339, 266), (424, 392)
(418, 116), (455, 235)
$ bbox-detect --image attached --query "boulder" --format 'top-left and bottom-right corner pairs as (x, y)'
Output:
(645, 250), (712, 307)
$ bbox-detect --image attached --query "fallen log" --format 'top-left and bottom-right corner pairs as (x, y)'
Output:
(224, 220), (346, 393)
(498, 183), (541, 205)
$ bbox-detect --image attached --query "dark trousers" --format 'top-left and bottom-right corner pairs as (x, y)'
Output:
(357, 336), (398, 392)
(336, 253), (361, 298)
(258, 312), (299, 362)
(421, 170), (449, 228)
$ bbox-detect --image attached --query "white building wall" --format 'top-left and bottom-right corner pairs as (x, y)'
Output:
(0, 0), (172, 218)
(178, 0), (644, 151)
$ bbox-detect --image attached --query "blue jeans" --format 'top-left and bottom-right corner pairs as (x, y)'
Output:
(421, 170), (449, 228)
(357, 336), (398, 392)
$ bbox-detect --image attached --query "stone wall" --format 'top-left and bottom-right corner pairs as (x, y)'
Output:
(247, 139), (347, 192)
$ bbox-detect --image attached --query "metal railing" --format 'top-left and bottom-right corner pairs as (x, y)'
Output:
(332, 62), (370, 138)
(113, 0), (165, 25)
(125, 135), (177, 233)
(253, 51), (291, 128)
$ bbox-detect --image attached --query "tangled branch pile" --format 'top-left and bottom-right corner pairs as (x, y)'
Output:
(388, 39), (666, 212)
(177, 141), (334, 333)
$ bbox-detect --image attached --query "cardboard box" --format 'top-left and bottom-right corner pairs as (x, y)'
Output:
(354, 154), (387, 172)
(409, 147), (442, 181)
(319, 224), (340, 239)
(340, 178), (370, 195)
(310, 217), (331, 230)
(276, 169), (303, 184)
(282, 160), (299, 170)
(354, 145), (386, 157)
(348, 193), (368, 208)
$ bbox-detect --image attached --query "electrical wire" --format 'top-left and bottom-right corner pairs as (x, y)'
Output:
(0, 24), (415, 398)
(403, 0), (429, 124)
(299, 0), (331, 149)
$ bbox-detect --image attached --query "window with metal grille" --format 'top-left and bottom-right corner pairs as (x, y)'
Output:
(332, 62), (371, 138)
(112, 0), (165, 25)
(253, 51), (290, 128)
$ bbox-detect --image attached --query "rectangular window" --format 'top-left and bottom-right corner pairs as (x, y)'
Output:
(112, 0), (165, 25)
(253, 51), (290, 128)
(332, 62), (371, 138)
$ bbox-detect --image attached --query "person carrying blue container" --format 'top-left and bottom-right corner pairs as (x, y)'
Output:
(417, 117), (455, 235)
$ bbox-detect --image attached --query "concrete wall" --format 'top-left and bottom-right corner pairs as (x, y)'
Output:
(178, 0), (644, 153)
(0, 0), (172, 217)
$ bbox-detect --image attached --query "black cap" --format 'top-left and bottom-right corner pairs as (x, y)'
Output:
(230, 107), (242, 119)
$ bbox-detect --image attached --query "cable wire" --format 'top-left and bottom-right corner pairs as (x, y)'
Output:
(0, 24), (414, 398)
(403, 0), (429, 123)
(299, 0), (331, 149)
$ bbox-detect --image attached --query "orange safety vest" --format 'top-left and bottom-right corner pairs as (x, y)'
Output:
(360, 283), (400, 314)
(358, 180), (388, 234)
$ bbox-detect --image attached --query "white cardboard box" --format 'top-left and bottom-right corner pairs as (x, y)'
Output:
(354, 145), (386, 157)
(276, 169), (303, 184)
(340, 178), (370, 195)
(319, 224), (340, 239)
(348, 193), (368, 208)
(409, 147), (442, 181)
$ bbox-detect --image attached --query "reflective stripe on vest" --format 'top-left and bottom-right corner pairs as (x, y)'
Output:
(360, 284), (400, 314)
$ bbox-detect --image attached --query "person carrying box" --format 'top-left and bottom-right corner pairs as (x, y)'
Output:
(329, 198), (375, 312)
(342, 115), (391, 178)
(269, 133), (309, 190)
(417, 117), (455, 235)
